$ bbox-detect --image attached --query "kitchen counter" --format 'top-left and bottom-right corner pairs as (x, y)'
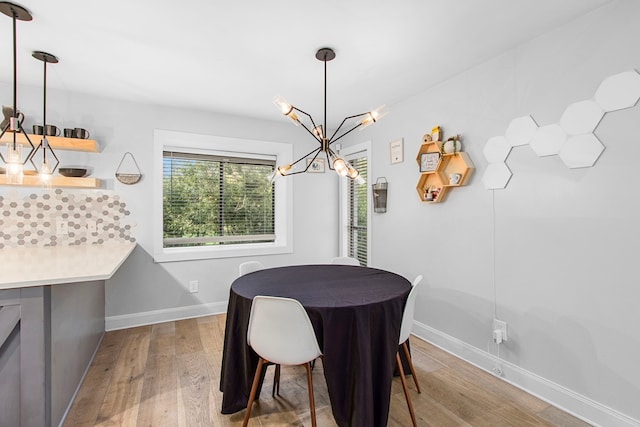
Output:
(0, 242), (136, 289)
(0, 241), (136, 426)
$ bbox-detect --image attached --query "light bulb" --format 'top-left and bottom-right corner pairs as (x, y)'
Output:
(360, 104), (390, 129)
(277, 164), (292, 176)
(5, 143), (23, 184)
(333, 156), (348, 176)
(346, 164), (360, 180)
(313, 125), (324, 139)
(273, 95), (299, 125)
(40, 158), (52, 177)
(354, 174), (365, 185)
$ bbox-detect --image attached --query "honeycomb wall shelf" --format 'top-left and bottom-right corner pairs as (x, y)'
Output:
(415, 133), (474, 203)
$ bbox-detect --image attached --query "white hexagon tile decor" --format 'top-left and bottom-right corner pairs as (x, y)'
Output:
(559, 100), (604, 136)
(481, 69), (639, 190)
(530, 124), (567, 157)
(559, 134), (605, 169)
(482, 163), (512, 190)
(505, 115), (538, 147)
(594, 70), (640, 112)
(483, 136), (512, 163)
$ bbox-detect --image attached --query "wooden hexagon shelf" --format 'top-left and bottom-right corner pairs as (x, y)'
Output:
(416, 132), (474, 203)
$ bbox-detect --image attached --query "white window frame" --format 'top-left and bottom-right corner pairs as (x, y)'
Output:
(338, 141), (372, 266)
(153, 129), (293, 262)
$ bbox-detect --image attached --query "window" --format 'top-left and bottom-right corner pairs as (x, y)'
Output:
(346, 155), (368, 265)
(153, 130), (293, 262)
(163, 151), (275, 247)
(339, 142), (372, 266)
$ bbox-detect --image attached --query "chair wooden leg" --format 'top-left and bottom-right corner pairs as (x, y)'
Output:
(272, 364), (281, 396)
(396, 352), (417, 427)
(402, 341), (421, 393)
(304, 361), (317, 427)
(243, 358), (265, 427)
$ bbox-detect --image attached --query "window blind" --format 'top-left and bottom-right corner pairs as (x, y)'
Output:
(347, 156), (368, 266)
(163, 150), (275, 248)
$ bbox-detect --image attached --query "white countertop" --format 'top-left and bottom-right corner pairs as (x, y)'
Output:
(0, 242), (136, 290)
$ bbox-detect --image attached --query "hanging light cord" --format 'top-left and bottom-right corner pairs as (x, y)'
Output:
(323, 51), (327, 140)
(11, 8), (17, 148)
(42, 58), (47, 163)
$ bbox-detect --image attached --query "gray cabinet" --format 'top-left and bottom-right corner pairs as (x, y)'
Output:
(0, 281), (105, 427)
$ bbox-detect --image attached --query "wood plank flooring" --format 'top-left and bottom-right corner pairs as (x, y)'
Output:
(64, 314), (592, 426)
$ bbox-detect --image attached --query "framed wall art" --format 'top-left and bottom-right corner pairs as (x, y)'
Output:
(419, 152), (440, 172)
(390, 138), (404, 164)
(307, 157), (325, 173)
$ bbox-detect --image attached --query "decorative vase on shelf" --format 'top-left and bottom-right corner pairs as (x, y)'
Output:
(443, 139), (462, 154)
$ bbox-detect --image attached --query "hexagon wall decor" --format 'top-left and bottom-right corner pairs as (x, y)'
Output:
(482, 163), (512, 190)
(530, 124), (567, 157)
(505, 115), (538, 147)
(558, 134), (605, 169)
(594, 70), (640, 112)
(482, 69), (638, 190)
(559, 100), (604, 136)
(483, 136), (512, 163)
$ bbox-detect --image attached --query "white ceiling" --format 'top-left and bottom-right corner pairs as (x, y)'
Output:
(0, 0), (612, 126)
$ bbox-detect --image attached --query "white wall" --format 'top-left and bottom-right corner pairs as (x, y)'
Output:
(0, 83), (340, 328)
(352, 1), (639, 425)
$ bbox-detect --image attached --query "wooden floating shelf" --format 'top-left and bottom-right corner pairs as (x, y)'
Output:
(0, 133), (99, 153)
(0, 175), (101, 188)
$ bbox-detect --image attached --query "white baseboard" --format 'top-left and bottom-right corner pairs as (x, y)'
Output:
(412, 320), (640, 427)
(105, 301), (228, 331)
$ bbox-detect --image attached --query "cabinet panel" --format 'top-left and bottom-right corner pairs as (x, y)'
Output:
(0, 305), (20, 427)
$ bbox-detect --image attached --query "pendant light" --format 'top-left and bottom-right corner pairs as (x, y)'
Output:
(30, 51), (60, 182)
(273, 48), (388, 182)
(0, 1), (35, 184)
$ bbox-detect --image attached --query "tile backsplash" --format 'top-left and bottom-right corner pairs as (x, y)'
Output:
(0, 189), (135, 248)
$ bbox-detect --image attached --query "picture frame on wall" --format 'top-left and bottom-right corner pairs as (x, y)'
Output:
(307, 157), (325, 173)
(420, 152), (440, 172)
(390, 138), (404, 164)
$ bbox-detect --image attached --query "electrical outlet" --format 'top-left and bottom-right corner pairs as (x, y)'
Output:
(56, 220), (68, 235)
(189, 280), (199, 293)
(493, 318), (508, 343)
(492, 363), (503, 377)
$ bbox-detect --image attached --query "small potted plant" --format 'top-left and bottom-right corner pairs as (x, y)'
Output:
(441, 134), (462, 155)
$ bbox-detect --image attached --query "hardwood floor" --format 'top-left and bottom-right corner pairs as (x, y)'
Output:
(64, 314), (592, 426)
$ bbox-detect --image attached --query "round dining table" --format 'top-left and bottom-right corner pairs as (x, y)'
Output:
(219, 264), (411, 427)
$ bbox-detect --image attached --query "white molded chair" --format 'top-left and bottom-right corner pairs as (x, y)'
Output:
(396, 274), (423, 427)
(238, 260), (281, 395)
(329, 256), (360, 266)
(243, 296), (323, 427)
(239, 260), (265, 276)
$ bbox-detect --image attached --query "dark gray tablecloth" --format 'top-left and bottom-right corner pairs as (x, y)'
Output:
(219, 264), (411, 427)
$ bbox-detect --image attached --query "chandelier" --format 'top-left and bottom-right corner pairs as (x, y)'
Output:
(273, 48), (388, 182)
